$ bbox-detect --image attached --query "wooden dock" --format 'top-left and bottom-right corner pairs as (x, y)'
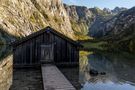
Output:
(41, 64), (76, 90)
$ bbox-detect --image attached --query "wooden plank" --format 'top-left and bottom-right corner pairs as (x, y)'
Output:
(41, 64), (76, 90)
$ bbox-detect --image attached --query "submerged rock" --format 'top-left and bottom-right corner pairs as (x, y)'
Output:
(89, 69), (106, 76)
(89, 69), (98, 76)
(100, 72), (106, 75)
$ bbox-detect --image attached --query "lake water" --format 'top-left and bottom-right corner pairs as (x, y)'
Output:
(0, 45), (43, 90)
(79, 50), (135, 90)
(0, 45), (135, 90)
(60, 50), (135, 90)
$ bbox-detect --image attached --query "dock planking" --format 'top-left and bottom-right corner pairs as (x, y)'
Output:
(41, 64), (76, 90)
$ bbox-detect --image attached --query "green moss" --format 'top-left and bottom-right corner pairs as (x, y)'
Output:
(30, 15), (36, 23)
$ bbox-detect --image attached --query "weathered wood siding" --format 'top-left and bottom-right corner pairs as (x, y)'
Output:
(13, 30), (79, 66)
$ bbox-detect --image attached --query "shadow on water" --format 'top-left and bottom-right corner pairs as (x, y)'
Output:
(59, 66), (81, 90)
(80, 49), (135, 90)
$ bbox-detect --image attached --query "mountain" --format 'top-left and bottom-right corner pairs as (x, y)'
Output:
(111, 7), (127, 14)
(0, 0), (129, 44)
(0, 0), (75, 44)
(89, 7), (114, 38)
(103, 8), (112, 14)
(96, 7), (135, 51)
(103, 7), (127, 15)
(89, 7), (128, 38)
(64, 5), (113, 40)
(64, 4), (94, 40)
(64, 5), (127, 39)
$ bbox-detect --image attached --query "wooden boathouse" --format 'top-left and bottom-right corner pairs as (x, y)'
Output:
(11, 26), (81, 90)
(12, 26), (81, 67)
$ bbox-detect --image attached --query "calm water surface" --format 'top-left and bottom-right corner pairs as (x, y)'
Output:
(0, 45), (135, 90)
(0, 45), (43, 90)
(79, 50), (135, 90)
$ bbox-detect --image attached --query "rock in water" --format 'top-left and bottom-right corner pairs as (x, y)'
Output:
(89, 69), (98, 76)
(100, 72), (106, 75)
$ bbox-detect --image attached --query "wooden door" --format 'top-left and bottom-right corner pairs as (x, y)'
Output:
(40, 44), (54, 64)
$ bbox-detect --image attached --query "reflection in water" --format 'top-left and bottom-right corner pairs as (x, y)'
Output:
(0, 45), (12, 90)
(0, 45), (135, 90)
(10, 68), (43, 90)
(80, 50), (135, 90)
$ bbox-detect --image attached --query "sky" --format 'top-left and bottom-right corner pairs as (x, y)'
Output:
(63, 0), (135, 9)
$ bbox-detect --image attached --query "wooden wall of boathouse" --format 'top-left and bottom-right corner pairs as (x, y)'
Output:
(12, 27), (80, 67)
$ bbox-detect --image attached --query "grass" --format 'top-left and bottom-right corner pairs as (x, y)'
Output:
(79, 51), (93, 56)
(82, 41), (107, 50)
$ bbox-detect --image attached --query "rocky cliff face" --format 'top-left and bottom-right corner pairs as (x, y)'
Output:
(89, 7), (128, 38)
(100, 7), (135, 38)
(64, 5), (126, 39)
(0, 0), (75, 44)
(111, 7), (127, 14)
(89, 7), (114, 38)
(103, 7), (127, 15)
(64, 4), (94, 40)
(96, 7), (135, 51)
(0, 0), (130, 43)
(64, 5), (113, 40)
